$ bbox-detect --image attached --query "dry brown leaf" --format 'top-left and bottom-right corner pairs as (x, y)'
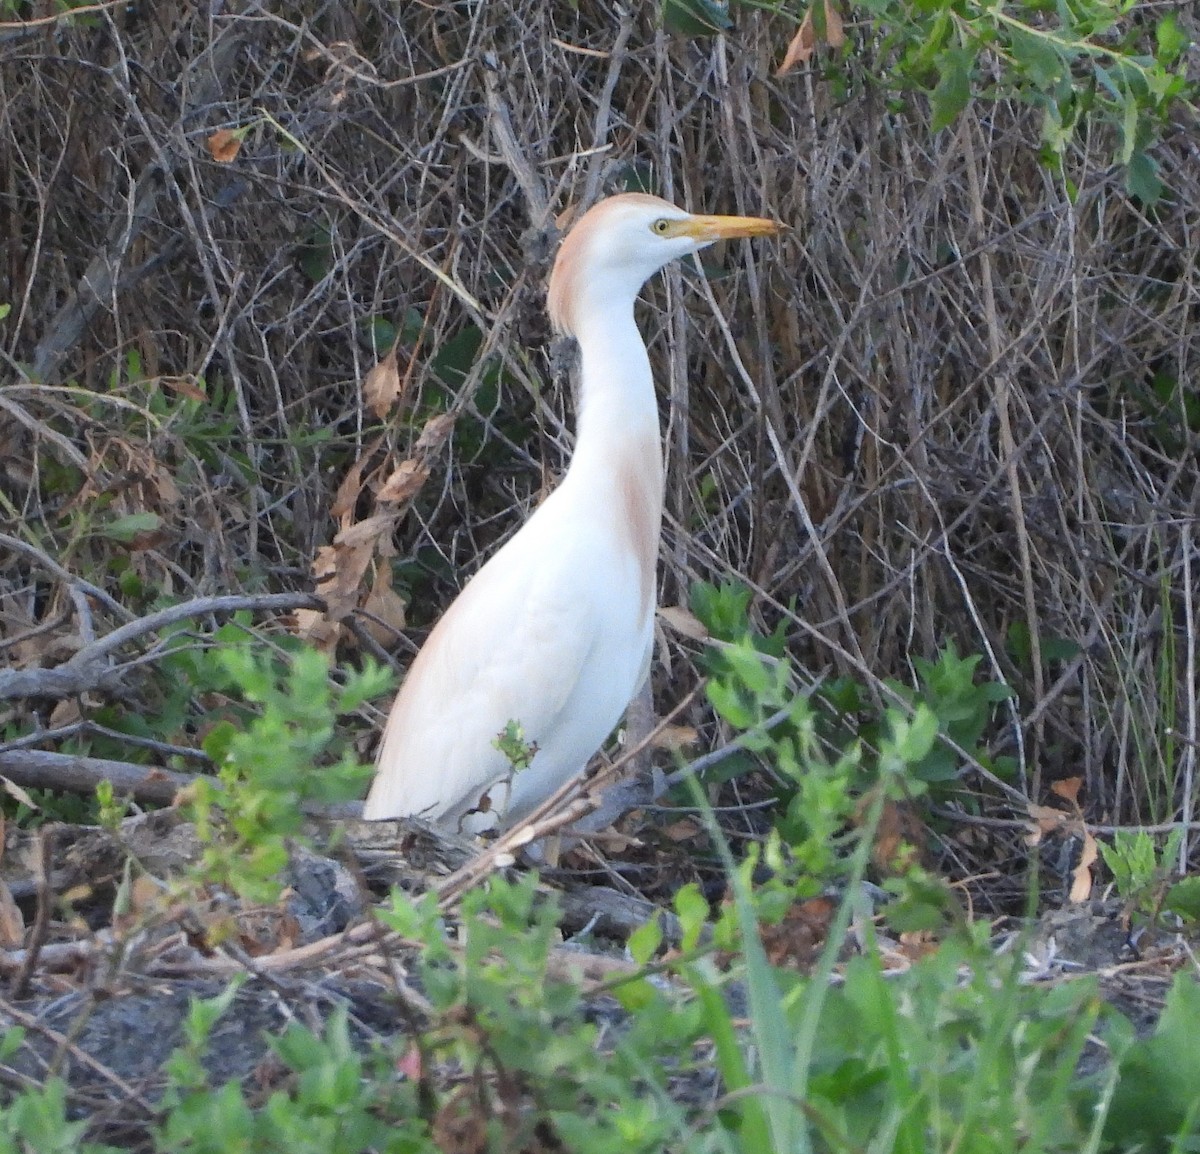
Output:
(161, 376), (208, 402)
(1050, 776), (1083, 803)
(1, 776), (38, 811)
(151, 462), (182, 506)
(331, 435), (385, 524)
(49, 697), (82, 729)
(0, 879), (24, 948)
(871, 799), (930, 874)
(660, 817), (703, 842)
(650, 724), (699, 752)
(777, 0), (844, 75)
(1026, 802), (1073, 842)
(657, 604), (709, 641)
(363, 345), (404, 419)
(333, 512), (398, 550)
(361, 565), (408, 647)
(413, 411), (457, 453)
(207, 128), (243, 163)
(760, 896), (835, 968)
(377, 459), (431, 505)
(1070, 827), (1099, 903)
(897, 930), (941, 960)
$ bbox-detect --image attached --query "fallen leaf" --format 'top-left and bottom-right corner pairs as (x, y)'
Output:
(396, 1045), (423, 1081)
(1050, 776), (1083, 804)
(0, 880), (24, 948)
(871, 799), (930, 874)
(150, 463), (182, 506)
(49, 697), (82, 729)
(294, 607), (343, 650)
(1, 776), (39, 811)
(1026, 802), (1072, 841)
(777, 0), (844, 75)
(657, 605), (709, 641)
(333, 512), (398, 550)
(897, 930), (941, 960)
(660, 817), (702, 842)
(650, 724), (699, 752)
(161, 376), (208, 402)
(760, 897), (835, 968)
(363, 345), (404, 419)
(207, 128), (244, 163)
(1070, 827), (1099, 903)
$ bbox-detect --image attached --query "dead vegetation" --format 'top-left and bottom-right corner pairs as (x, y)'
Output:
(1, 3), (1199, 884)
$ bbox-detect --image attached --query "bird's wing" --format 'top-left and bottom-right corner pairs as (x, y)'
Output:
(363, 506), (606, 821)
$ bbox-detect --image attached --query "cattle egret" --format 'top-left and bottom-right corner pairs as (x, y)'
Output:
(364, 192), (782, 830)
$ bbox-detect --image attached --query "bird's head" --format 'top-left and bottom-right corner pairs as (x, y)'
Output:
(547, 193), (782, 338)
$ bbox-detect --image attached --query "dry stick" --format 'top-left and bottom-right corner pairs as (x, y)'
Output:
(7, 828), (53, 1000)
(0, 387), (88, 470)
(434, 690), (701, 910)
(0, 995), (157, 1115)
(0, 592), (323, 701)
(481, 53), (550, 224)
(580, 6), (635, 210)
(962, 115), (1043, 798)
(0, 532), (132, 623)
(260, 112), (487, 324)
(1179, 519), (1198, 872)
(0, 750), (196, 806)
(31, 17), (246, 382)
(693, 263), (878, 706)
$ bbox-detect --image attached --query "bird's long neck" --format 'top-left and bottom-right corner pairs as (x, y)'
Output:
(565, 303), (664, 618)
(571, 305), (661, 450)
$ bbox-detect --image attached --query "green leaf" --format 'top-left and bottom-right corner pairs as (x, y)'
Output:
(628, 917), (664, 965)
(662, 0), (732, 37)
(1104, 973), (1200, 1147)
(1164, 876), (1200, 921)
(931, 47), (973, 131)
(95, 511), (161, 542)
(1007, 25), (1066, 89)
(1155, 14), (1189, 66)
(1125, 149), (1163, 204)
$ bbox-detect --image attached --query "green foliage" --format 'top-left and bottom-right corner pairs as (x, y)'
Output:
(691, 579), (787, 657)
(806, 939), (1106, 1152)
(0, 1077), (121, 1154)
(893, 644), (1014, 785)
(153, 980), (425, 1154)
(377, 875), (688, 1153)
(691, 579), (1014, 809)
(5, 645), (1195, 1153)
(655, 777), (1107, 1153)
(182, 647), (387, 902)
(1098, 827), (1199, 923)
(857, 0), (1195, 199)
(492, 719), (538, 772)
(1099, 972), (1200, 1151)
(662, 0), (733, 36)
(666, 0), (1195, 202)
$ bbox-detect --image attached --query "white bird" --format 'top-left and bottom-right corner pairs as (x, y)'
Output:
(364, 192), (781, 830)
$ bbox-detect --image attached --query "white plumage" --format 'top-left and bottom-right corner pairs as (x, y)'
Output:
(363, 193), (781, 830)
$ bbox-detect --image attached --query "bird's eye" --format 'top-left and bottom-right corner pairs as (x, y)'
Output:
(652, 218), (671, 235)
